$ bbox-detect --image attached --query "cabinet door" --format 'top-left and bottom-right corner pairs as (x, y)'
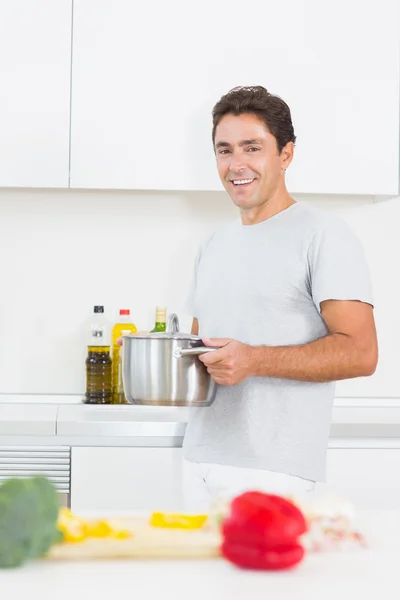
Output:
(71, 447), (184, 513)
(0, 0), (71, 188)
(320, 449), (400, 509)
(70, 0), (399, 194)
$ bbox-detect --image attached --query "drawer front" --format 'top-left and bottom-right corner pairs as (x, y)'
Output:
(0, 446), (71, 493)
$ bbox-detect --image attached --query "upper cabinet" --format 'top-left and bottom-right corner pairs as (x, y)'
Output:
(0, 1), (397, 194)
(70, 0), (400, 195)
(0, 1), (72, 188)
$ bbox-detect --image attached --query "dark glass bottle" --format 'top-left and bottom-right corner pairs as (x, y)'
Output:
(85, 345), (112, 404)
(84, 306), (112, 404)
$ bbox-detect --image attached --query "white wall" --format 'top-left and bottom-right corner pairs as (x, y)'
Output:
(0, 189), (397, 398)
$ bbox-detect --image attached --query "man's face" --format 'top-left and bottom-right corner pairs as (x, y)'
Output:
(214, 113), (291, 210)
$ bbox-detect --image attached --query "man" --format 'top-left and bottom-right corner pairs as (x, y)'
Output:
(183, 85), (378, 511)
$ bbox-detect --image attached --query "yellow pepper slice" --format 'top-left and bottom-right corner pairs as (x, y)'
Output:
(85, 520), (113, 537)
(85, 520), (132, 539)
(57, 508), (132, 542)
(110, 529), (132, 539)
(57, 508), (87, 542)
(150, 512), (208, 529)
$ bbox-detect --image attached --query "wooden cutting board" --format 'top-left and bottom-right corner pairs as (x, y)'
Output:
(46, 518), (222, 561)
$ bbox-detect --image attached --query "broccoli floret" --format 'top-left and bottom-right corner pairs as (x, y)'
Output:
(0, 476), (61, 568)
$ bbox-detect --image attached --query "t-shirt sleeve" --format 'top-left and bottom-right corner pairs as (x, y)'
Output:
(308, 220), (374, 314)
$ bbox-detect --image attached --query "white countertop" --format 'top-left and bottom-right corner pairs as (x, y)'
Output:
(0, 509), (398, 600)
(3, 393), (400, 407)
(2, 398), (400, 447)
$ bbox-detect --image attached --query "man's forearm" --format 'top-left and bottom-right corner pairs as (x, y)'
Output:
(250, 333), (376, 383)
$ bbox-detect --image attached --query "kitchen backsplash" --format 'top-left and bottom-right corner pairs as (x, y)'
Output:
(0, 188), (398, 398)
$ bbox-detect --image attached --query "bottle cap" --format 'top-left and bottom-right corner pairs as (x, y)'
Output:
(119, 309), (130, 315)
(94, 306), (104, 314)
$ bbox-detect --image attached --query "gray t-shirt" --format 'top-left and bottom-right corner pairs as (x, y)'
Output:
(183, 202), (374, 482)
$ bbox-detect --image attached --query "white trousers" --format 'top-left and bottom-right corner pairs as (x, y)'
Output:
(182, 459), (316, 513)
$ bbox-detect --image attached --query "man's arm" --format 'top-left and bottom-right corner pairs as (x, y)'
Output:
(251, 300), (378, 382)
(199, 300), (378, 385)
(191, 318), (199, 335)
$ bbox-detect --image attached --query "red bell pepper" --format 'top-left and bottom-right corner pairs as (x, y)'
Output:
(222, 540), (305, 571)
(221, 491), (307, 571)
(223, 491), (307, 546)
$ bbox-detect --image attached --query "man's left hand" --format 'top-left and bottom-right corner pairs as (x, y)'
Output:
(198, 338), (255, 385)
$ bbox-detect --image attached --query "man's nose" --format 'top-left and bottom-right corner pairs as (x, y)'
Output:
(228, 153), (247, 172)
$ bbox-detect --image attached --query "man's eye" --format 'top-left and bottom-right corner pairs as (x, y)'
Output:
(218, 149), (230, 155)
(247, 147), (260, 152)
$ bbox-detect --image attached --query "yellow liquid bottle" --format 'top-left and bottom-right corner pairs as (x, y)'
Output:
(111, 309), (137, 404)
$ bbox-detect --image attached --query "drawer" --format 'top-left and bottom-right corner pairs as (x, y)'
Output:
(0, 445), (71, 494)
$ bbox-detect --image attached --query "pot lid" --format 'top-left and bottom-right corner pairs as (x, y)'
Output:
(122, 332), (202, 341)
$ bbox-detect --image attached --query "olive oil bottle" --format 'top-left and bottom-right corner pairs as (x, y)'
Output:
(85, 306), (112, 405)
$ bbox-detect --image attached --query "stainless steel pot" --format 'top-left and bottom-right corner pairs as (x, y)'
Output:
(121, 314), (217, 407)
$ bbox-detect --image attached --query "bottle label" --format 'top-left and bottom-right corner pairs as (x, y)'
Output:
(91, 325), (105, 338)
(90, 324), (108, 345)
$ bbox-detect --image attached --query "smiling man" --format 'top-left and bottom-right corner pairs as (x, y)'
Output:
(183, 85), (378, 511)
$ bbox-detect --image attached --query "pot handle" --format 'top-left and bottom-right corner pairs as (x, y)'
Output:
(173, 347), (217, 359)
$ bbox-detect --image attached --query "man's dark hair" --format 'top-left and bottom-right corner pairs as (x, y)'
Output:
(212, 85), (296, 154)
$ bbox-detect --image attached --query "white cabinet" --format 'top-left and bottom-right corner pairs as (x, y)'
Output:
(70, 0), (399, 195)
(0, 1), (72, 188)
(71, 447), (184, 513)
(71, 446), (400, 513)
(320, 449), (400, 509)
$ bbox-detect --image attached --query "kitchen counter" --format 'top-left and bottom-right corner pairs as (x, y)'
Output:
(0, 509), (398, 600)
(1, 399), (400, 448)
(0, 403), (187, 447)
